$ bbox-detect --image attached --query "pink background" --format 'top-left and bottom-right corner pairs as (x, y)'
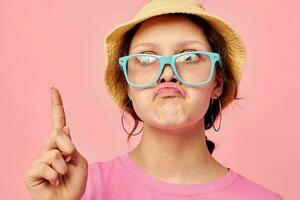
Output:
(1, 0), (299, 199)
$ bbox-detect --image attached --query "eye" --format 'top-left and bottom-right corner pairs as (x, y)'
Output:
(182, 49), (195, 53)
(176, 53), (199, 62)
(136, 55), (156, 64)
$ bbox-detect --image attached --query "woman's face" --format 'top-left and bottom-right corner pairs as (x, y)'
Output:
(127, 15), (223, 130)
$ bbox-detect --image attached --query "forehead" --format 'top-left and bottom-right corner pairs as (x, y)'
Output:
(130, 14), (211, 51)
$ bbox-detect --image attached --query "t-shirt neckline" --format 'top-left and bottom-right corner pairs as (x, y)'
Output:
(118, 152), (238, 196)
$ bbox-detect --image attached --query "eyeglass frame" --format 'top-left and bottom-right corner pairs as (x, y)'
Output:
(118, 51), (224, 89)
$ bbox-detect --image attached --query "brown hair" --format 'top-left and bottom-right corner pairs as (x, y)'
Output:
(117, 13), (243, 154)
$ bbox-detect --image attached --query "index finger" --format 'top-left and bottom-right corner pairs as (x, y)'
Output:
(51, 87), (66, 130)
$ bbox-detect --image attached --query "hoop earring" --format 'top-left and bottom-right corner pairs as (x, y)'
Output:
(121, 100), (144, 136)
(210, 98), (222, 132)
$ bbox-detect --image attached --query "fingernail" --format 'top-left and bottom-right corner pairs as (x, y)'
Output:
(65, 155), (72, 163)
(55, 179), (59, 186)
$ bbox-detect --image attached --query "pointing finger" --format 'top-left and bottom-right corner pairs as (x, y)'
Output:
(51, 87), (66, 130)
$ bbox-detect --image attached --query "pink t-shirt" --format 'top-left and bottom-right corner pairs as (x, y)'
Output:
(81, 152), (283, 200)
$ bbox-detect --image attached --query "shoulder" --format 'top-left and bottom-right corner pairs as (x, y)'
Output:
(229, 170), (284, 200)
(86, 155), (121, 181)
(81, 155), (122, 199)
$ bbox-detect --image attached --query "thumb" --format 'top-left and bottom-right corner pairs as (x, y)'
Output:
(63, 126), (72, 140)
(70, 147), (88, 169)
(62, 128), (87, 168)
(61, 126), (73, 163)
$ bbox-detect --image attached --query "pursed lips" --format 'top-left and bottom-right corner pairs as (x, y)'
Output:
(154, 83), (184, 98)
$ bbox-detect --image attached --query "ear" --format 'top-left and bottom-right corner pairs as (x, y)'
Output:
(212, 73), (224, 98)
(127, 86), (132, 101)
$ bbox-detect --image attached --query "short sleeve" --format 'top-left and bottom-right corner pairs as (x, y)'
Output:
(80, 162), (106, 200)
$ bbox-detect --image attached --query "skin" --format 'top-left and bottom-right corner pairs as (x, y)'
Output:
(127, 15), (228, 184)
(23, 87), (88, 200)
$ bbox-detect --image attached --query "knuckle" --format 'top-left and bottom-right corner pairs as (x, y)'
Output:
(38, 163), (57, 181)
(23, 168), (35, 185)
(48, 172), (58, 181)
(50, 149), (61, 160)
(47, 131), (59, 144)
(61, 163), (68, 174)
(39, 163), (48, 172)
(39, 149), (48, 158)
(58, 135), (75, 155)
(67, 143), (75, 154)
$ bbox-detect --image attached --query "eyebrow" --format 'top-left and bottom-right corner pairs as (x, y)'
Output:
(131, 40), (210, 50)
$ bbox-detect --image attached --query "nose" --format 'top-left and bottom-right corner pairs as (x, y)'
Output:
(158, 64), (178, 84)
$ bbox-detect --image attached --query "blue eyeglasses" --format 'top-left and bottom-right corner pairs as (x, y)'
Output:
(118, 51), (223, 89)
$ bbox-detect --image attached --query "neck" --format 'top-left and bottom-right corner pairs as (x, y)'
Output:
(128, 119), (228, 184)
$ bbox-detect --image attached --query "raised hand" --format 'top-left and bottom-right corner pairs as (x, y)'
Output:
(24, 87), (88, 200)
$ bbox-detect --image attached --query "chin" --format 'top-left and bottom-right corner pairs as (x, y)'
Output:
(147, 115), (191, 130)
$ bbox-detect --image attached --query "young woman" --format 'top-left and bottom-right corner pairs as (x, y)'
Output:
(24, 0), (283, 199)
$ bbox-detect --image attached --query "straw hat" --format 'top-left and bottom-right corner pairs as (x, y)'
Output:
(104, 0), (246, 109)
